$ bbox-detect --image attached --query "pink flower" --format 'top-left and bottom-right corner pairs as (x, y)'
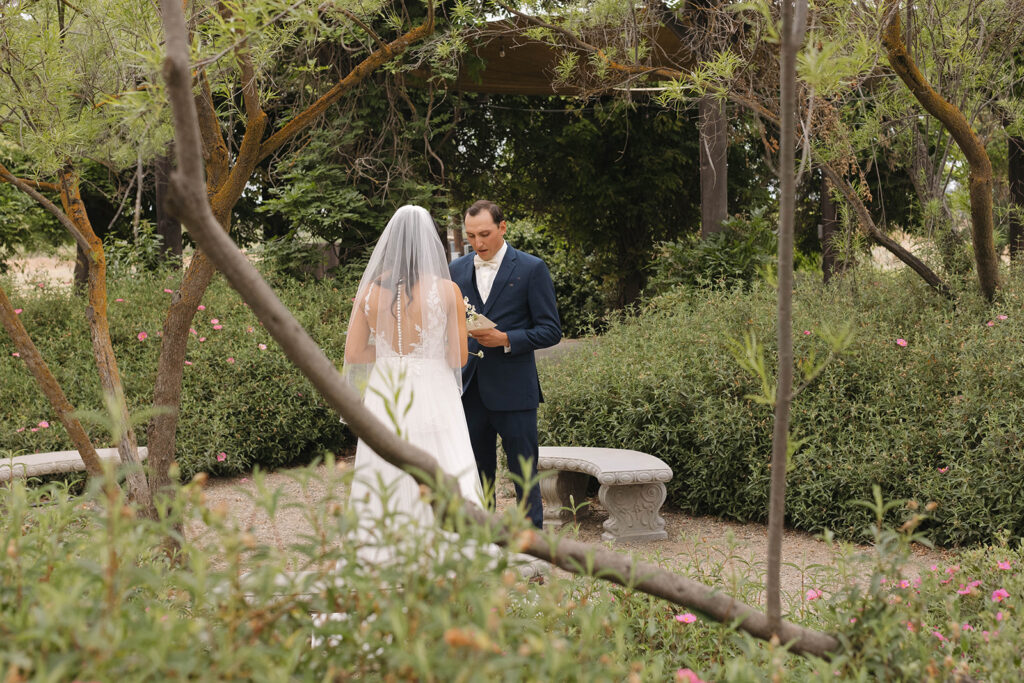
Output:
(996, 611), (1004, 621)
(210, 318), (219, 324)
(896, 338), (908, 347)
(906, 621), (917, 632)
(962, 622), (974, 631)
(247, 327), (254, 333)
(115, 298), (124, 302)
(899, 579), (911, 589)
(216, 452), (227, 462)
(986, 320), (995, 327)
(163, 288), (173, 294)
(184, 361), (193, 366)
(212, 324), (223, 330)
(806, 589), (823, 601)
(12, 352), (20, 358)
(190, 328), (197, 335)
(13, 309), (22, 315)
(930, 564), (939, 572)
(197, 305), (206, 311)
(258, 343), (267, 350)
(137, 331), (148, 341)
(38, 420), (49, 429)
(998, 314), (1008, 320)
(992, 588), (1009, 602)
(16, 427), (25, 433)
(946, 565), (960, 575)
(997, 561), (1012, 570)
(932, 630), (947, 642)
(803, 330), (811, 335)
(675, 613), (697, 624)
(199, 337), (206, 342)
(227, 357), (235, 364)
(676, 669), (706, 683)
(36, 283), (44, 288)
(849, 617), (857, 624)
(30, 428), (38, 432)
(938, 467), (948, 473)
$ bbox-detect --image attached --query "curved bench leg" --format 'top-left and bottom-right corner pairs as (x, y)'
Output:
(599, 482), (668, 542)
(540, 471), (591, 528)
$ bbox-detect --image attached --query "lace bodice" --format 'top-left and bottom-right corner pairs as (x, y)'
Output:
(364, 279), (449, 360)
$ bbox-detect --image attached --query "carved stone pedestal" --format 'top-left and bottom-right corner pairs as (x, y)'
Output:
(538, 447), (673, 543)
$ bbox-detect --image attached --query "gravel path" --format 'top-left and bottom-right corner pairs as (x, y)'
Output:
(187, 458), (948, 604)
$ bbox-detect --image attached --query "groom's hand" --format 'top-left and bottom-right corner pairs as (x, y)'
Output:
(469, 327), (509, 348)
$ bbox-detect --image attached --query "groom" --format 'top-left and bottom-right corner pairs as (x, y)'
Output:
(450, 200), (562, 529)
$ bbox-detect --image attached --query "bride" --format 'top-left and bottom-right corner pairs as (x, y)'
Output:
(342, 205), (484, 555)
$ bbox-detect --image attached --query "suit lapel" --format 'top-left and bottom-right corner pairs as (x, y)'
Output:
(482, 247), (517, 316)
(464, 258), (484, 310)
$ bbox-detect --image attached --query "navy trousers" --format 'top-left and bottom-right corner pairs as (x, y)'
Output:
(462, 376), (544, 529)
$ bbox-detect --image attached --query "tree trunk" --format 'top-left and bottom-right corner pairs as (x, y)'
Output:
(766, 0), (806, 636)
(820, 176), (843, 283)
(146, 10), (436, 503)
(1009, 135), (1024, 260)
(0, 285), (106, 478)
(821, 164), (952, 298)
(155, 152), (183, 265)
(699, 96), (729, 238)
(882, 5), (999, 300)
(73, 242), (89, 292)
(57, 167), (152, 513)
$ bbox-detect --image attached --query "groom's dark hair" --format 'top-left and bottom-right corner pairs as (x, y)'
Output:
(466, 199), (504, 225)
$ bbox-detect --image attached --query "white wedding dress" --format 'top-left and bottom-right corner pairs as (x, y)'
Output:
(342, 206), (484, 564)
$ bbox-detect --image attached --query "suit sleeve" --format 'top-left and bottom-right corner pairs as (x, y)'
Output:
(506, 260), (562, 355)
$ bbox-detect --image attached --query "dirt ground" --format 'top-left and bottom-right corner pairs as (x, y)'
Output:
(186, 458), (948, 606)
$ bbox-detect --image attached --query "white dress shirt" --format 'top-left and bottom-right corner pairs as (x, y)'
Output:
(474, 241), (507, 303)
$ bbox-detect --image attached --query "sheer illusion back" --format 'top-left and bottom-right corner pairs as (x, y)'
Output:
(342, 205), (464, 393)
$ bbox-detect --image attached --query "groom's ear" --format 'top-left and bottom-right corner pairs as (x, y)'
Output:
(498, 220), (507, 235)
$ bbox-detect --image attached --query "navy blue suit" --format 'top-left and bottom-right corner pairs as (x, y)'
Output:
(450, 245), (561, 528)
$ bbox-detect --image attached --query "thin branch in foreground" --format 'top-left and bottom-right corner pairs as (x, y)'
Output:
(157, 0), (839, 659)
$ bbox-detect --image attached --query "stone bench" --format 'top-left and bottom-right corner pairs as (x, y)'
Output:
(0, 447), (148, 482)
(537, 447), (672, 543)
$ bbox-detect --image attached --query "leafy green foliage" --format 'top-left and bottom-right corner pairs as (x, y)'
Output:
(539, 267), (1024, 547)
(503, 219), (605, 338)
(0, 268), (357, 479)
(646, 207), (819, 294)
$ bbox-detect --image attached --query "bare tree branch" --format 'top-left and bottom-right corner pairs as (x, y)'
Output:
(158, 0), (839, 658)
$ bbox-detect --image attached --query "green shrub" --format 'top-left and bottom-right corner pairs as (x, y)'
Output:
(504, 219), (607, 338)
(4, 462), (1024, 681)
(539, 267), (1024, 547)
(646, 207), (819, 295)
(0, 466), (691, 681)
(0, 269), (355, 479)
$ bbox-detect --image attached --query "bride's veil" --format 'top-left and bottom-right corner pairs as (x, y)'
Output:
(342, 205), (462, 395)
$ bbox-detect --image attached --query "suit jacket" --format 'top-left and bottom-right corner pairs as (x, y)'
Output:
(450, 245), (562, 411)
